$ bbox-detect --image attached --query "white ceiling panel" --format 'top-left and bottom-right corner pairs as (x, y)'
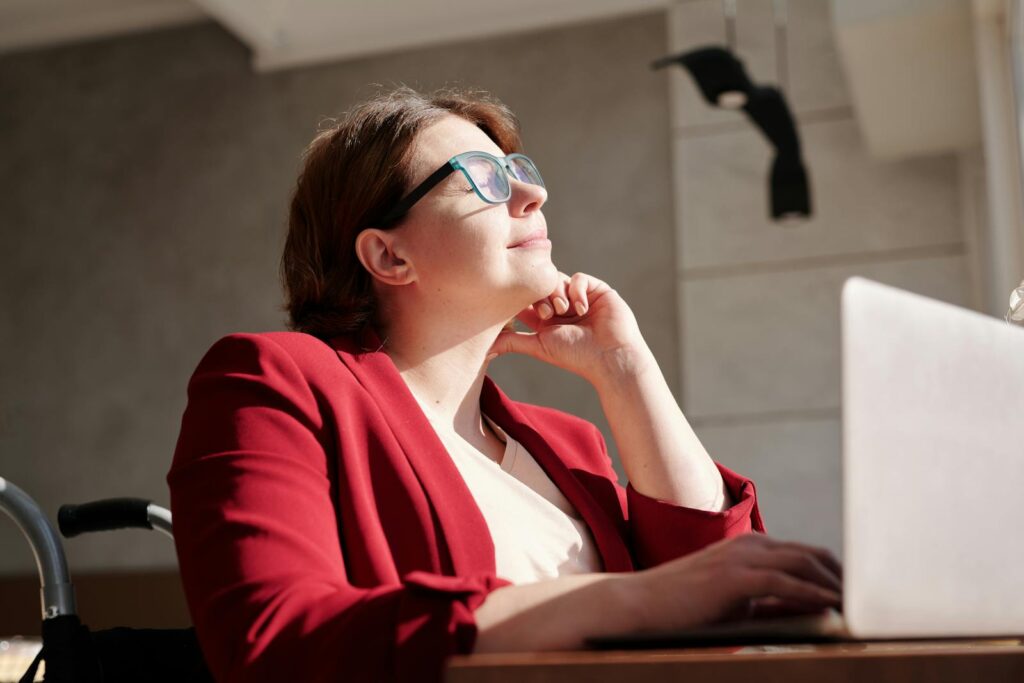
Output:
(0, 0), (667, 71)
(0, 0), (207, 55)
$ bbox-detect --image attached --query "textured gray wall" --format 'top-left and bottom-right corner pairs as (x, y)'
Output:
(667, 0), (970, 558)
(0, 13), (676, 573)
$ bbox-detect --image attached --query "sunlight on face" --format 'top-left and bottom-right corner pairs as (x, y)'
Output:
(392, 116), (558, 320)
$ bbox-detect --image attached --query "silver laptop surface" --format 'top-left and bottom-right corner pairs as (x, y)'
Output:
(842, 276), (1024, 639)
(588, 277), (1024, 648)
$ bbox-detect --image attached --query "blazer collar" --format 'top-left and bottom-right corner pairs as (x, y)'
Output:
(330, 328), (634, 577)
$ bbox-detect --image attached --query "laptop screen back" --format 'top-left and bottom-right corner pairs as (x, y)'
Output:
(841, 277), (1024, 638)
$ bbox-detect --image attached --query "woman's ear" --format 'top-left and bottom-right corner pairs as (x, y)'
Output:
(355, 228), (415, 286)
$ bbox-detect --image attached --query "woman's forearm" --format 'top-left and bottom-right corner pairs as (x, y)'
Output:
(472, 572), (644, 652)
(592, 344), (730, 511)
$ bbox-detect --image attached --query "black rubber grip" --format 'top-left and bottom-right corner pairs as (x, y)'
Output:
(58, 498), (153, 538)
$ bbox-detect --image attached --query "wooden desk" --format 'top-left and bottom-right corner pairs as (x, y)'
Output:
(447, 639), (1024, 683)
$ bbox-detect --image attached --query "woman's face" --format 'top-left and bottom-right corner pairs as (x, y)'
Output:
(391, 114), (558, 318)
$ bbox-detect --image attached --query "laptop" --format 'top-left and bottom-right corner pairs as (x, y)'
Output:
(588, 277), (1024, 648)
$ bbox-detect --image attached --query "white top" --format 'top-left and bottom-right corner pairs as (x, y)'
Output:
(427, 413), (604, 585)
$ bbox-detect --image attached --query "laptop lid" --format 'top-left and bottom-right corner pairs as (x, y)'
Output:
(842, 277), (1024, 638)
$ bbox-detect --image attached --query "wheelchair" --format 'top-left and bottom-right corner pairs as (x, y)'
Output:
(0, 477), (213, 683)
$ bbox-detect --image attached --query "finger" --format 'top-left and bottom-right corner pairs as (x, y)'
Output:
(489, 330), (546, 362)
(751, 548), (842, 593)
(535, 274), (569, 320)
(567, 272), (589, 316)
(708, 534), (838, 589)
(748, 596), (835, 620)
(549, 274), (571, 316)
(753, 536), (843, 582)
(516, 305), (544, 330)
(800, 545), (843, 581)
(766, 540), (844, 583)
(535, 299), (555, 320)
(742, 568), (842, 607)
(719, 597), (756, 623)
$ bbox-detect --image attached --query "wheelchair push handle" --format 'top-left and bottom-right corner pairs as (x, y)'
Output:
(0, 477), (78, 619)
(59, 498), (174, 539)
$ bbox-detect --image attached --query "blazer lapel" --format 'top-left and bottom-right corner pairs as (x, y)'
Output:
(481, 378), (636, 573)
(329, 331), (498, 579)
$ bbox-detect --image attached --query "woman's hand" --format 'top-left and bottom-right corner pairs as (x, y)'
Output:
(628, 534), (843, 630)
(488, 271), (650, 385)
(474, 533), (841, 653)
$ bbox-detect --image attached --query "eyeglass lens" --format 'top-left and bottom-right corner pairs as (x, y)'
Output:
(463, 156), (510, 202)
(1008, 283), (1024, 323)
(461, 154), (543, 203)
(508, 156), (543, 186)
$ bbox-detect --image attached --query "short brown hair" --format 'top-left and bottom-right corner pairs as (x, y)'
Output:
(281, 86), (522, 339)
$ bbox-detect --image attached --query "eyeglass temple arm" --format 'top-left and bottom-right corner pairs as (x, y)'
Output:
(379, 161), (456, 226)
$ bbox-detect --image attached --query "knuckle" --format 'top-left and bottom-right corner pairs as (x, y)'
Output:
(738, 533), (762, 547)
(798, 554), (818, 574)
(766, 573), (793, 596)
(746, 569), (774, 595)
(729, 564), (756, 584)
(716, 566), (748, 595)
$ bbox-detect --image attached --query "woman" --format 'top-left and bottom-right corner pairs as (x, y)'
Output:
(168, 87), (841, 683)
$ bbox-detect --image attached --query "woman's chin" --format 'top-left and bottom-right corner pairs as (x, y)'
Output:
(502, 260), (560, 310)
(520, 273), (559, 305)
(534, 260), (561, 292)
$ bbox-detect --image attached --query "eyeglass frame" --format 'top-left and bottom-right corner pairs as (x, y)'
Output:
(377, 151), (545, 227)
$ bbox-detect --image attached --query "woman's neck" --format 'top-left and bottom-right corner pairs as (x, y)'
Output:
(381, 314), (505, 438)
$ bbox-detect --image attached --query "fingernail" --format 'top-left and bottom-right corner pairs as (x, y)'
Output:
(485, 353), (498, 362)
(538, 302), (553, 319)
(574, 301), (586, 316)
(553, 297), (569, 314)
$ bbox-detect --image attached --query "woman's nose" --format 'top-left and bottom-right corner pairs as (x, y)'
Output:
(507, 179), (547, 217)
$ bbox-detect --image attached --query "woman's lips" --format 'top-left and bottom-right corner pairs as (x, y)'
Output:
(509, 231), (550, 248)
(511, 238), (551, 249)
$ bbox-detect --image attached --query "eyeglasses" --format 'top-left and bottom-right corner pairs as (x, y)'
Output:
(1007, 279), (1024, 325)
(378, 151), (545, 226)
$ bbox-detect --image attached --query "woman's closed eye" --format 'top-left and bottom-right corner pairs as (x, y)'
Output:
(440, 175), (474, 195)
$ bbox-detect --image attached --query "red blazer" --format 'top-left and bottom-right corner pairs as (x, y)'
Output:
(168, 330), (765, 683)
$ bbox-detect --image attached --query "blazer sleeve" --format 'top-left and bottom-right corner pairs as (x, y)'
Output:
(167, 334), (510, 683)
(587, 424), (767, 570)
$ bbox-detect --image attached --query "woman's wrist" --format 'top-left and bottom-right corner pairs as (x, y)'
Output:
(473, 571), (653, 652)
(610, 569), (656, 635)
(589, 341), (659, 393)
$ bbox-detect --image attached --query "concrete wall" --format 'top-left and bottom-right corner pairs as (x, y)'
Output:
(0, 12), (676, 575)
(667, 0), (971, 557)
